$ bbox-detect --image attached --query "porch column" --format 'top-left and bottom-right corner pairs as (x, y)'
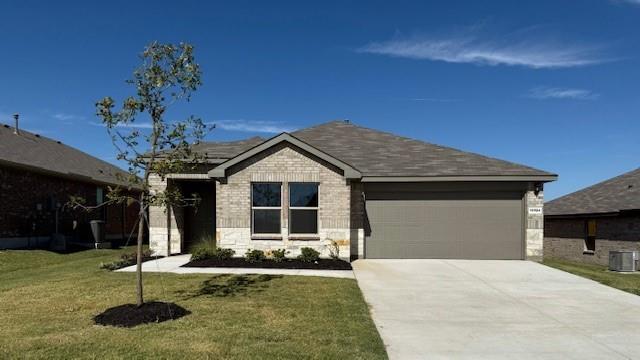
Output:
(148, 174), (183, 256)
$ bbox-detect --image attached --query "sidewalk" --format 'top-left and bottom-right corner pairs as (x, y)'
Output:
(116, 254), (354, 279)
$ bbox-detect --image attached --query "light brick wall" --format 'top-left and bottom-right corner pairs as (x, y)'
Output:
(216, 143), (351, 259)
(525, 184), (544, 261)
(148, 174), (183, 256)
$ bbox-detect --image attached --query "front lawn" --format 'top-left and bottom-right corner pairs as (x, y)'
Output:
(543, 258), (640, 296)
(0, 247), (386, 359)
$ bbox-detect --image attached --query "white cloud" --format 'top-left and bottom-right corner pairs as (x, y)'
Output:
(89, 119), (296, 133)
(358, 29), (608, 69)
(211, 120), (296, 134)
(52, 113), (84, 121)
(526, 86), (600, 100)
(89, 121), (153, 129)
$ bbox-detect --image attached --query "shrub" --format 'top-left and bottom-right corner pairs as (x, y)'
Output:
(268, 249), (287, 263)
(190, 238), (217, 260)
(245, 249), (266, 263)
(298, 247), (320, 263)
(191, 247), (215, 261)
(100, 249), (154, 271)
(191, 247), (235, 261)
(326, 239), (340, 260)
(215, 248), (235, 261)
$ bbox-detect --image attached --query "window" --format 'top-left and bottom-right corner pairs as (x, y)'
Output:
(584, 219), (597, 253)
(251, 183), (281, 235)
(289, 183), (318, 234)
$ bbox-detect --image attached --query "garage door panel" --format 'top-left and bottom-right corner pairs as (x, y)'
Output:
(365, 192), (523, 259)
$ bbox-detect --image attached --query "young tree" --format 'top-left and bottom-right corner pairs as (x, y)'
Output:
(96, 42), (209, 306)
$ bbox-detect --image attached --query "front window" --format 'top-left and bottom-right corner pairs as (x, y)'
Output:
(252, 183), (281, 234)
(289, 183), (318, 234)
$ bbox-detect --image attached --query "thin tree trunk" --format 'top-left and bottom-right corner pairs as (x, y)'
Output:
(136, 194), (145, 307)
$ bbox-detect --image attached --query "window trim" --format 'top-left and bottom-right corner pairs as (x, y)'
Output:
(288, 182), (319, 236)
(251, 182), (282, 237)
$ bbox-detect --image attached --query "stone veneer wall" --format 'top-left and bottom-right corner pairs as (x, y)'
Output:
(349, 181), (365, 259)
(544, 215), (640, 265)
(525, 184), (545, 261)
(216, 143), (352, 259)
(149, 174), (183, 256)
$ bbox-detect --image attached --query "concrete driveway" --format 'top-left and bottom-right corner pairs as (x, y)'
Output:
(353, 259), (640, 360)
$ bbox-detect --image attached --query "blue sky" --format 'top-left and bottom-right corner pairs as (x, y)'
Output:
(0, 0), (638, 200)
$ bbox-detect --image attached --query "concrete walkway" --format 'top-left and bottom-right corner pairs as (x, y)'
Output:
(353, 259), (640, 360)
(116, 254), (354, 279)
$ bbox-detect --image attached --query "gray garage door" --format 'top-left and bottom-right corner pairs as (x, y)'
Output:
(365, 191), (524, 259)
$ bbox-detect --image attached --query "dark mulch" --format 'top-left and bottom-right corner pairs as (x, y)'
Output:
(93, 302), (190, 328)
(184, 258), (352, 270)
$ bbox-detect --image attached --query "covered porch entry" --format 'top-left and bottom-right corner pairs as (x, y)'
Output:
(174, 179), (216, 253)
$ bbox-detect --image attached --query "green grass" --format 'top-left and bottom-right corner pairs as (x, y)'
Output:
(0, 247), (386, 359)
(543, 258), (640, 296)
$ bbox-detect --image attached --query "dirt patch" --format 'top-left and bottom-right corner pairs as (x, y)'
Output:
(183, 258), (352, 270)
(93, 302), (190, 328)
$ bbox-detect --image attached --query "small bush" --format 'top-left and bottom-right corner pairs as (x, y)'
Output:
(100, 249), (154, 271)
(190, 238), (217, 260)
(191, 247), (235, 261)
(245, 249), (266, 263)
(327, 239), (340, 260)
(298, 247), (320, 263)
(268, 249), (288, 263)
(215, 248), (235, 260)
(191, 247), (215, 261)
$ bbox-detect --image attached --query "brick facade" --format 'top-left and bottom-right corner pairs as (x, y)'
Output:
(148, 144), (542, 261)
(544, 215), (640, 265)
(216, 143), (352, 259)
(0, 165), (140, 248)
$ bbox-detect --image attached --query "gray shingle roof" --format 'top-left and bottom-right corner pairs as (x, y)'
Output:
(292, 121), (553, 177)
(546, 168), (640, 216)
(189, 136), (265, 160)
(195, 120), (553, 178)
(0, 124), (134, 187)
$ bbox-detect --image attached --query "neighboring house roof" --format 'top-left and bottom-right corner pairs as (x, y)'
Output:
(546, 168), (640, 216)
(195, 120), (555, 181)
(0, 123), (135, 188)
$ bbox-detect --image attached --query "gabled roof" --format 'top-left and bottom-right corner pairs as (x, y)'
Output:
(195, 120), (556, 181)
(208, 133), (361, 179)
(189, 136), (265, 162)
(292, 121), (555, 180)
(0, 123), (135, 188)
(546, 168), (640, 216)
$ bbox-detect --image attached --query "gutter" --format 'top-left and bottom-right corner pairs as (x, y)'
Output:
(360, 175), (558, 183)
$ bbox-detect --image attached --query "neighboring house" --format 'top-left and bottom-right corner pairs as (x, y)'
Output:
(149, 120), (556, 260)
(0, 119), (140, 249)
(544, 168), (640, 265)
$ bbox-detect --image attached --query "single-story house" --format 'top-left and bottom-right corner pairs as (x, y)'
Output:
(544, 168), (640, 265)
(0, 116), (141, 249)
(149, 120), (556, 260)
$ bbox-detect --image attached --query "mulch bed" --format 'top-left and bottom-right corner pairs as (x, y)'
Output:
(183, 258), (352, 270)
(93, 302), (190, 328)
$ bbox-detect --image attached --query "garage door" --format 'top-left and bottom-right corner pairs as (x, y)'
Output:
(365, 191), (523, 259)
